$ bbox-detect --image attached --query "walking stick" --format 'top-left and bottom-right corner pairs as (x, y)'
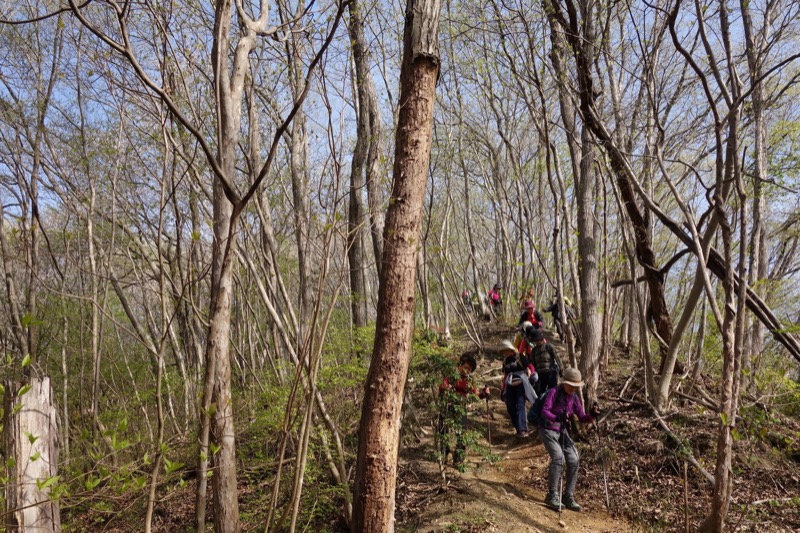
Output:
(596, 419), (610, 510)
(485, 394), (492, 450)
(558, 427), (565, 527)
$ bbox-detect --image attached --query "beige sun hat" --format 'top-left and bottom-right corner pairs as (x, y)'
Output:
(499, 339), (517, 355)
(561, 367), (585, 387)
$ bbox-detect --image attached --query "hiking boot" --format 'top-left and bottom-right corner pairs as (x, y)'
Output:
(544, 492), (562, 510)
(516, 430), (529, 438)
(562, 494), (582, 512)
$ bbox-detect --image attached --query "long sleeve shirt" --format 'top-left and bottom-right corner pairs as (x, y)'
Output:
(540, 386), (594, 432)
(518, 310), (544, 328)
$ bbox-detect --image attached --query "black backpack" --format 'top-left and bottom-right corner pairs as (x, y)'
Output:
(527, 387), (563, 427)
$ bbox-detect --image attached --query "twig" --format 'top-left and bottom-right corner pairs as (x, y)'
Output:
(683, 461), (689, 533)
(673, 389), (719, 411)
(619, 369), (638, 399)
(750, 497), (795, 506)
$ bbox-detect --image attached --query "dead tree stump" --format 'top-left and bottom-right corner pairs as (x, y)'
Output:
(3, 377), (61, 532)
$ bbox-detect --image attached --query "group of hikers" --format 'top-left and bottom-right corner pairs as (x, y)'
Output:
(462, 284), (575, 342)
(439, 290), (600, 513)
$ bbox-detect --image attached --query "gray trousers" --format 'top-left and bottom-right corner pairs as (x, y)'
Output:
(539, 427), (579, 496)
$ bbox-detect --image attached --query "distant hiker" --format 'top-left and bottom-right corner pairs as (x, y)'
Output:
(518, 287), (535, 309)
(518, 300), (544, 329)
(543, 296), (574, 340)
(461, 289), (472, 309)
(538, 368), (600, 512)
(526, 327), (563, 397)
(487, 283), (502, 315)
(513, 321), (533, 351)
(499, 340), (536, 438)
(438, 353), (490, 465)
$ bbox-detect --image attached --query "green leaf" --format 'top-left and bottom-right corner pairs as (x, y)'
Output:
(6, 457), (16, 469)
(84, 476), (102, 490)
(36, 475), (59, 490)
(210, 443), (221, 456)
(25, 432), (39, 445)
(21, 354), (32, 368)
(30, 451), (41, 462)
(18, 384), (32, 397)
(163, 458), (184, 474)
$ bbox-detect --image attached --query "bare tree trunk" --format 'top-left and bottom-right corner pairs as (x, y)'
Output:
(741, 0), (772, 394)
(285, 2), (314, 321)
(3, 378), (61, 532)
(348, 0), (379, 317)
(351, 0), (442, 529)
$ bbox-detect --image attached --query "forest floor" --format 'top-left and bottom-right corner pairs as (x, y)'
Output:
(395, 322), (800, 533)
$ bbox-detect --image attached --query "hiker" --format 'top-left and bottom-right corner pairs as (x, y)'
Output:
(461, 289), (471, 309)
(438, 353), (490, 465)
(518, 287), (535, 310)
(499, 340), (536, 437)
(543, 296), (574, 341)
(538, 368), (600, 512)
(526, 327), (563, 397)
(513, 321), (533, 351)
(487, 283), (502, 315)
(518, 300), (544, 329)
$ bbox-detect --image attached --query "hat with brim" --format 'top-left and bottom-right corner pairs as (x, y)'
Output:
(499, 339), (517, 355)
(561, 367), (584, 387)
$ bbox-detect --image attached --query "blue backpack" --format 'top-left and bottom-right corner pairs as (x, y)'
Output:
(527, 387), (563, 427)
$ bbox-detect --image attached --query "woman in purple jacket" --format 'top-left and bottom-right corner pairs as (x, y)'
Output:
(538, 368), (600, 512)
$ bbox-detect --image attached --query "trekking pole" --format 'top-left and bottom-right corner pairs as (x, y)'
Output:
(558, 427), (565, 525)
(485, 393), (492, 450)
(596, 419), (610, 510)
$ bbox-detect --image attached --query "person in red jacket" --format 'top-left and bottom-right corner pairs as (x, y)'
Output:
(519, 300), (544, 329)
(487, 283), (502, 317)
(438, 354), (490, 465)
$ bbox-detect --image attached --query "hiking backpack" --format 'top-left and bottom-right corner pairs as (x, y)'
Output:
(527, 387), (562, 427)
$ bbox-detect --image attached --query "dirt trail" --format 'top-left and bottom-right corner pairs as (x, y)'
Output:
(398, 332), (632, 533)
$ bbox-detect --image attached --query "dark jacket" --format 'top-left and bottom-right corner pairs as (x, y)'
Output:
(543, 300), (573, 322)
(530, 342), (562, 373)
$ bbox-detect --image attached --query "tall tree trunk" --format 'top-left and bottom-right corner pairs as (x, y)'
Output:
(287, 51), (313, 323)
(351, 0), (442, 529)
(346, 0), (370, 328)
(741, 0), (771, 394)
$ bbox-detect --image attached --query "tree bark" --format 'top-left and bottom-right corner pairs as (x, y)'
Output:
(347, 0), (371, 328)
(351, 0), (441, 530)
(3, 378), (61, 532)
